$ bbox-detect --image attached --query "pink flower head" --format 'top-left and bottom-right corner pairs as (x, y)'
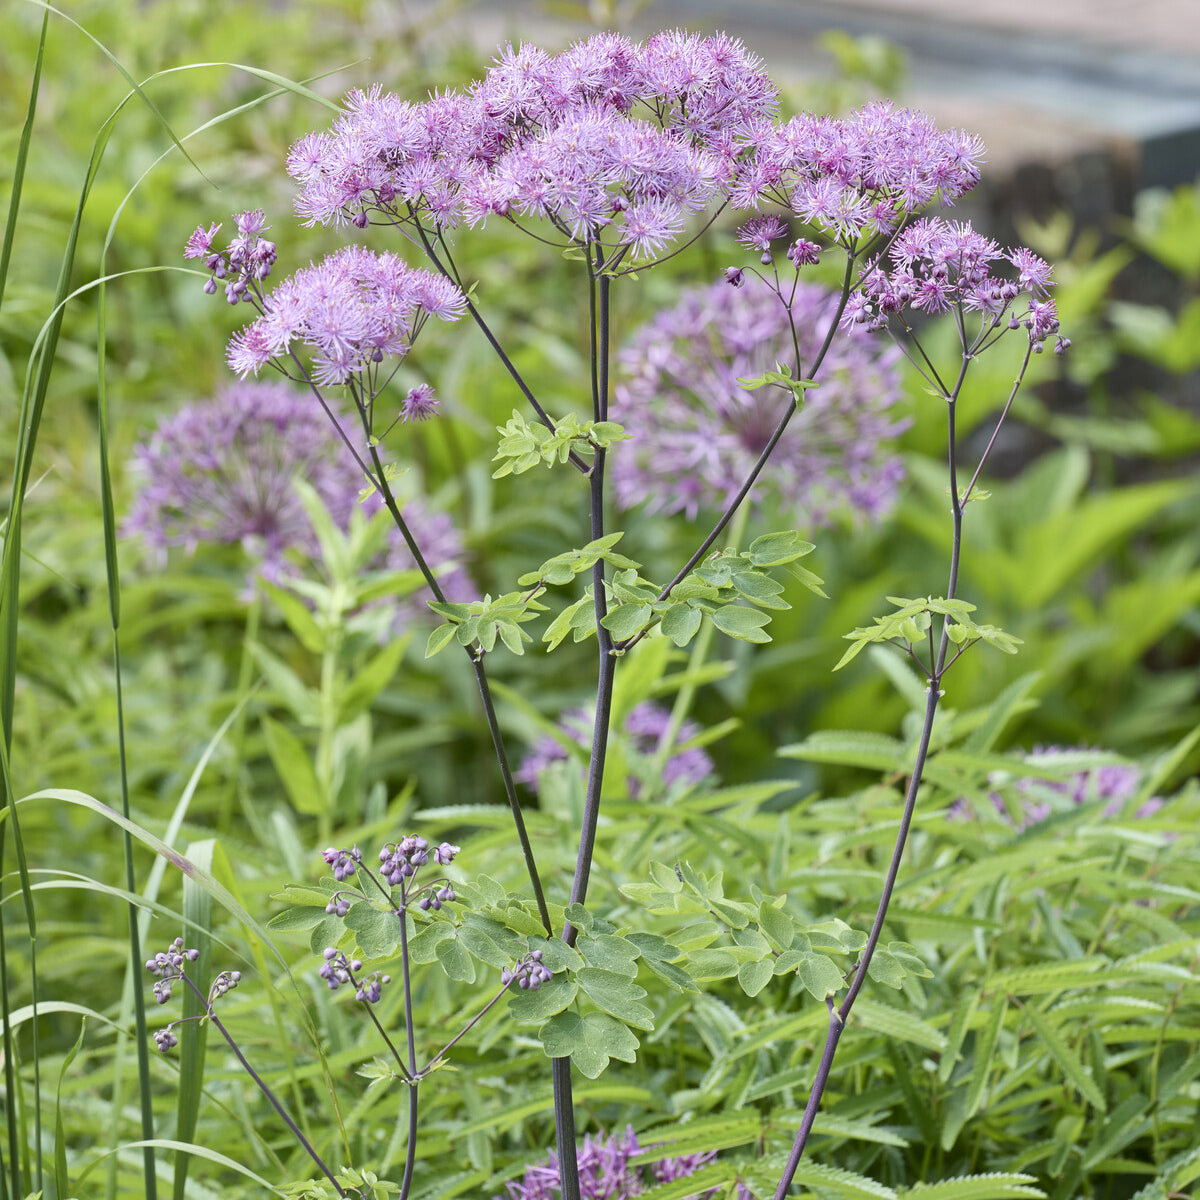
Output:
(226, 246), (465, 384)
(184, 222), (221, 260)
(401, 383), (439, 422)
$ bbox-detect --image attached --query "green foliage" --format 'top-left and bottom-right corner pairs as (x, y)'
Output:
(835, 596), (1022, 671)
(492, 410), (631, 477)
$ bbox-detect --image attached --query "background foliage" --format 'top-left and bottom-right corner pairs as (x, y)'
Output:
(1, 1), (1199, 1198)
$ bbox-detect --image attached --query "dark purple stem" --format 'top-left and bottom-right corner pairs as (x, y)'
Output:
(397, 903), (419, 1200)
(177, 975), (347, 1198)
(772, 351), (978, 1198)
(553, 249), (618, 1200)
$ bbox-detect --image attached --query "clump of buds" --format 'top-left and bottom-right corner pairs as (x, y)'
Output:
(502, 950), (553, 992)
(319, 948), (391, 1004)
(145, 937), (243, 1053)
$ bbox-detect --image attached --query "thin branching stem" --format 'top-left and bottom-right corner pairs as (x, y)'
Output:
(177, 975), (347, 1198)
(553, 246), (617, 1200)
(618, 252), (858, 653)
(410, 221), (589, 473)
(287, 354), (551, 929)
(397, 904), (419, 1200)
(773, 334), (1027, 1197)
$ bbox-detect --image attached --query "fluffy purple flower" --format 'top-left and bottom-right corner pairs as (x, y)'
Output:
(843, 217), (1063, 350)
(516, 702), (713, 797)
(950, 747), (1162, 830)
(610, 276), (907, 525)
(497, 1126), (744, 1200)
(224, 243), (465, 384)
(735, 101), (985, 236)
(288, 31), (777, 262)
(124, 381), (472, 619)
(401, 382), (439, 422)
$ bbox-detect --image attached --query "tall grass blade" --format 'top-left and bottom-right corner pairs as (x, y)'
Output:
(53, 1020), (87, 1196)
(174, 840), (216, 1200)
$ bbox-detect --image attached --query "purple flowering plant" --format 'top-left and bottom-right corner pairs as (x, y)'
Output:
(171, 25), (1074, 1200)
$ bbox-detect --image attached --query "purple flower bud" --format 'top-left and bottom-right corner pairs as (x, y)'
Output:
(419, 896), (432, 911)
(353, 211), (369, 228)
(203, 278), (217, 294)
(723, 267), (744, 288)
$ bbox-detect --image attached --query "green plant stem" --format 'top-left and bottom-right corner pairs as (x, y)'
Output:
(396, 903), (419, 1200)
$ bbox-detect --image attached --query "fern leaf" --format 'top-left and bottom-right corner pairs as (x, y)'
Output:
(900, 1173), (1045, 1200)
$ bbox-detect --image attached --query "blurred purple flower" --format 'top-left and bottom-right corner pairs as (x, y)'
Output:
(497, 1125), (747, 1200)
(516, 702), (713, 797)
(950, 747), (1162, 830)
(611, 276), (907, 525)
(124, 380), (471, 623)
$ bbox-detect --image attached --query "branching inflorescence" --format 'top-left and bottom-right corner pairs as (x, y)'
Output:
(173, 24), (1068, 1200)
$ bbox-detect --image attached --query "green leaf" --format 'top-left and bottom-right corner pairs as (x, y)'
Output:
(577, 968), (654, 1030)
(796, 951), (845, 1001)
(758, 902), (795, 951)
(782, 1161), (897, 1199)
(602, 603), (652, 642)
(577, 934), (640, 977)
(261, 717), (323, 816)
(745, 530), (816, 566)
(436, 934), (476, 983)
(407, 922), (454, 964)
(344, 904), (402, 959)
(854, 998), (947, 1052)
(711, 604), (772, 643)
(738, 958), (775, 996)
(965, 996), (1008, 1121)
(267, 905), (329, 933)
(508, 975), (579, 1023)
(249, 643), (318, 724)
(867, 948), (906, 989)
(1024, 1005), (1106, 1110)
(899, 1175), (1044, 1200)
(779, 730), (904, 772)
(538, 1010), (586, 1057)
(338, 635), (409, 722)
(660, 603), (703, 647)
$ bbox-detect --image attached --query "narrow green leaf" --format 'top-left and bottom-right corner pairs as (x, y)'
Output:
(1024, 1005), (1106, 1110)
(965, 996), (1008, 1119)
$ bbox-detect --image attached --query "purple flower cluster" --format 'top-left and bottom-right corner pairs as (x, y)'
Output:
(736, 101), (984, 241)
(611, 277), (906, 525)
(288, 31), (777, 261)
(497, 1126), (743, 1200)
(145, 937), (200, 1005)
(951, 748), (1162, 831)
(501, 950), (552, 992)
(516, 702), (714, 797)
(185, 209), (277, 303)
(319, 948), (391, 1003)
(844, 218), (1066, 351)
(145, 937), (242, 1052)
(322, 844), (363, 882)
(124, 381), (472, 616)
(214, 241), (466, 385)
(322, 837), (460, 919)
